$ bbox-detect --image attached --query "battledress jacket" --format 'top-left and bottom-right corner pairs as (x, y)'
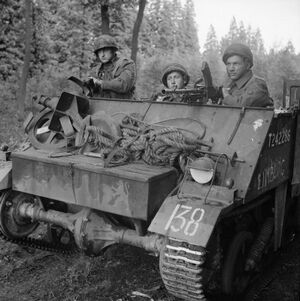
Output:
(91, 55), (136, 99)
(222, 70), (273, 107)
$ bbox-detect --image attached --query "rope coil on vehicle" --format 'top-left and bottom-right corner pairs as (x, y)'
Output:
(83, 114), (211, 167)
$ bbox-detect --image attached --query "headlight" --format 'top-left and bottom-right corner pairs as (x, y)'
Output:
(189, 157), (215, 184)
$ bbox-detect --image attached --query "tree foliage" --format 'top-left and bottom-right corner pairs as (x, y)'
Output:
(0, 0), (23, 84)
(0, 1), (300, 110)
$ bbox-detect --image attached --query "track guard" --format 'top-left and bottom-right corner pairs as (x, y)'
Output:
(148, 185), (234, 247)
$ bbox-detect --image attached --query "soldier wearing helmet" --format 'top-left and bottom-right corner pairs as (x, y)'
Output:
(87, 34), (136, 99)
(220, 43), (273, 107)
(155, 63), (190, 102)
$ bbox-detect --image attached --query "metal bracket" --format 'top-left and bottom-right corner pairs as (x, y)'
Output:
(227, 107), (245, 145)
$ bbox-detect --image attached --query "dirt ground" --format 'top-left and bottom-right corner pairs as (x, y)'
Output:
(0, 236), (170, 301)
(0, 231), (299, 301)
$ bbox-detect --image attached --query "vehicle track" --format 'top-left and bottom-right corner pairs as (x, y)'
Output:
(243, 234), (300, 301)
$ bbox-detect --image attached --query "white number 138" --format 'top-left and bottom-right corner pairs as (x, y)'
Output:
(164, 205), (205, 236)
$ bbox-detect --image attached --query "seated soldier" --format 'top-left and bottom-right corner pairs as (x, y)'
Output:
(86, 35), (136, 99)
(155, 63), (190, 102)
(220, 43), (273, 107)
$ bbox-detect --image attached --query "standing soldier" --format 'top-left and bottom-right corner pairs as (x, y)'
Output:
(220, 43), (273, 107)
(87, 34), (136, 99)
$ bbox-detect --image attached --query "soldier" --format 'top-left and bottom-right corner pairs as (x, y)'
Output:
(220, 43), (273, 107)
(155, 63), (190, 102)
(87, 34), (136, 99)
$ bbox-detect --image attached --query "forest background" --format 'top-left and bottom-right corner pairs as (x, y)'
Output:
(1, 0), (300, 148)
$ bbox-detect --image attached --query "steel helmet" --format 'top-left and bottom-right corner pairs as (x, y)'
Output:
(94, 35), (118, 55)
(161, 63), (190, 87)
(222, 43), (253, 67)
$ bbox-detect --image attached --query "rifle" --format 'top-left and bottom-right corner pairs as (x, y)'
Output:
(201, 61), (221, 103)
(162, 61), (221, 103)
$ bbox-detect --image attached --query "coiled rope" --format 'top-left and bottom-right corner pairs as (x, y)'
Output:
(83, 113), (211, 167)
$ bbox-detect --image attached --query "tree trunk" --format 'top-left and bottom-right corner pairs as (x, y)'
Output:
(17, 0), (32, 119)
(80, 3), (86, 78)
(131, 0), (146, 63)
(101, 4), (110, 34)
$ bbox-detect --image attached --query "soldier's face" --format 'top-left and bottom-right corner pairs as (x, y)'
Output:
(97, 48), (115, 63)
(225, 55), (250, 81)
(166, 71), (185, 89)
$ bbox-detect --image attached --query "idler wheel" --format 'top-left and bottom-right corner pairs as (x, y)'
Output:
(0, 191), (41, 239)
(222, 231), (254, 295)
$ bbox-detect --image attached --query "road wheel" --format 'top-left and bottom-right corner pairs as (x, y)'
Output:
(0, 191), (41, 239)
(222, 231), (254, 295)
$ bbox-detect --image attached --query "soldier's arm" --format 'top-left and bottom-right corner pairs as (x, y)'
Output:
(101, 61), (136, 94)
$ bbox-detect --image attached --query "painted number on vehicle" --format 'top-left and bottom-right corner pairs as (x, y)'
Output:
(268, 128), (290, 148)
(164, 204), (205, 236)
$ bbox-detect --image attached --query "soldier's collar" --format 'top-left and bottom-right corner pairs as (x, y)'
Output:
(234, 70), (253, 89)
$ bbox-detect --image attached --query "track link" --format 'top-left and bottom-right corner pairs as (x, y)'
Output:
(0, 229), (77, 255)
(0, 190), (77, 255)
(160, 237), (207, 301)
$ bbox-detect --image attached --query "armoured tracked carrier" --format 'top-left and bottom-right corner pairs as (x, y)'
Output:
(0, 79), (300, 300)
